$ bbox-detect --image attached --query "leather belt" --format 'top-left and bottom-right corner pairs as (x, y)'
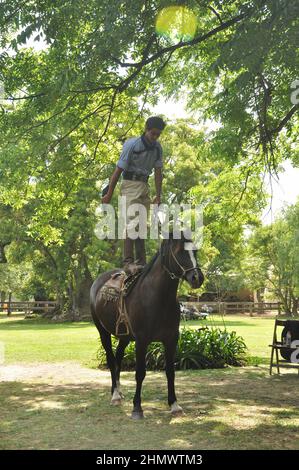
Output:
(123, 171), (149, 182)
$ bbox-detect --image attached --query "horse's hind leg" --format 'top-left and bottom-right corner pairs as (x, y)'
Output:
(115, 337), (130, 399)
(97, 324), (121, 405)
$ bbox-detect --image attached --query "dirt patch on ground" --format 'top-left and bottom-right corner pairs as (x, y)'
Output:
(0, 362), (107, 384)
(1, 362), (299, 450)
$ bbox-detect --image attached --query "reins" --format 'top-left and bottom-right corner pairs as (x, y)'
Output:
(161, 241), (199, 281)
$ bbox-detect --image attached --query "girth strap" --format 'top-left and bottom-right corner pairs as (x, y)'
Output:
(116, 276), (135, 337)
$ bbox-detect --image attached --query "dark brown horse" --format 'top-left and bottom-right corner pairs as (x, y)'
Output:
(90, 233), (204, 419)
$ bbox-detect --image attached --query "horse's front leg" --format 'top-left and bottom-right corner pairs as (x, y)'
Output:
(131, 340), (148, 420)
(115, 337), (130, 400)
(164, 337), (183, 416)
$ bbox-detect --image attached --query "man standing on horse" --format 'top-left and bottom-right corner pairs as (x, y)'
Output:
(101, 116), (166, 273)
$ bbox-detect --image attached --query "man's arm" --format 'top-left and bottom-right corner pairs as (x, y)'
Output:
(153, 167), (163, 205)
(101, 166), (123, 203)
(102, 138), (135, 203)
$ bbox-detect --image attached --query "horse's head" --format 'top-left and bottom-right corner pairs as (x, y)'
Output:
(161, 232), (204, 289)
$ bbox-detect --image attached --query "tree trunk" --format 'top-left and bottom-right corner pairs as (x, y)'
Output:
(41, 291), (65, 319)
(275, 286), (291, 316)
(284, 301), (292, 316)
(255, 288), (265, 314)
(7, 292), (12, 316)
(287, 287), (293, 316)
(292, 297), (299, 317)
(67, 254), (93, 321)
(0, 291), (5, 303)
(0, 244), (8, 263)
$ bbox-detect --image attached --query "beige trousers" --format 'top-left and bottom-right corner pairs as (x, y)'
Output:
(120, 179), (151, 265)
(120, 179), (151, 215)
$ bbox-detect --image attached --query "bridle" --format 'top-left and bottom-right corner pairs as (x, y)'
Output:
(161, 241), (200, 281)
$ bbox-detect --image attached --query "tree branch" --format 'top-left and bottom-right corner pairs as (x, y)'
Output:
(46, 100), (114, 153)
(271, 104), (299, 136)
(5, 7), (251, 163)
(22, 95), (77, 135)
(113, 12), (249, 69)
(7, 92), (46, 101)
(230, 167), (252, 217)
(1, 0), (28, 26)
(89, 89), (119, 166)
(208, 5), (223, 25)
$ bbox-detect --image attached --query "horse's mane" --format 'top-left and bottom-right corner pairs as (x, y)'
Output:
(139, 249), (161, 280)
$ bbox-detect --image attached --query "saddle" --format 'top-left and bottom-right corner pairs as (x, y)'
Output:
(99, 270), (142, 336)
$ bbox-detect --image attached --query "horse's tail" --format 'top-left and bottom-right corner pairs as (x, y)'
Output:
(90, 280), (97, 321)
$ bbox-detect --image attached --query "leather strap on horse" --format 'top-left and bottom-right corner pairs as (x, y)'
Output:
(115, 277), (135, 337)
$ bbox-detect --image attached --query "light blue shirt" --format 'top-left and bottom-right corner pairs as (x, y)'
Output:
(117, 135), (163, 177)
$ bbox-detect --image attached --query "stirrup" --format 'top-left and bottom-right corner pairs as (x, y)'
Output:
(115, 317), (130, 336)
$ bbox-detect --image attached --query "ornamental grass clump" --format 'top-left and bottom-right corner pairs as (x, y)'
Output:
(97, 327), (248, 370)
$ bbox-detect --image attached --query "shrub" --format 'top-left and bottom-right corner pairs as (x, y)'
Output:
(176, 327), (247, 369)
(97, 327), (248, 371)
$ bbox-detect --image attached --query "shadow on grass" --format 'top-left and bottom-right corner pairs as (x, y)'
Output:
(1, 367), (299, 450)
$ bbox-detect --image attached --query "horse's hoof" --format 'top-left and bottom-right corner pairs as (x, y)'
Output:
(171, 408), (184, 417)
(170, 402), (184, 416)
(111, 399), (122, 406)
(111, 389), (123, 406)
(131, 410), (144, 420)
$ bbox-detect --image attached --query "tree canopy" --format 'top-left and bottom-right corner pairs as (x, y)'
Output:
(0, 1), (298, 318)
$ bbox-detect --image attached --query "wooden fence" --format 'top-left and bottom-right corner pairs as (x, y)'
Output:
(0, 301), (58, 316)
(185, 301), (281, 315)
(0, 300), (281, 317)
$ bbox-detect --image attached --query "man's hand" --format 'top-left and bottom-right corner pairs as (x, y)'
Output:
(152, 195), (161, 205)
(101, 167), (123, 204)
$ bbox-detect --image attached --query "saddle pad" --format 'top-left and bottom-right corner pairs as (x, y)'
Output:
(99, 272), (126, 303)
(99, 270), (142, 303)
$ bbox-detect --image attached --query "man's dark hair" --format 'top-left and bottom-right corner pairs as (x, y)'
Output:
(145, 116), (166, 131)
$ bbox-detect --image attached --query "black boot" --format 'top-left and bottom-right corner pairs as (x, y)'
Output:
(134, 237), (146, 269)
(123, 237), (135, 274)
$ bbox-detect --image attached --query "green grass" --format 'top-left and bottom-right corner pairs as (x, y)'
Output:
(1, 366), (299, 450)
(0, 313), (276, 366)
(1, 313), (299, 450)
(0, 314), (99, 367)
